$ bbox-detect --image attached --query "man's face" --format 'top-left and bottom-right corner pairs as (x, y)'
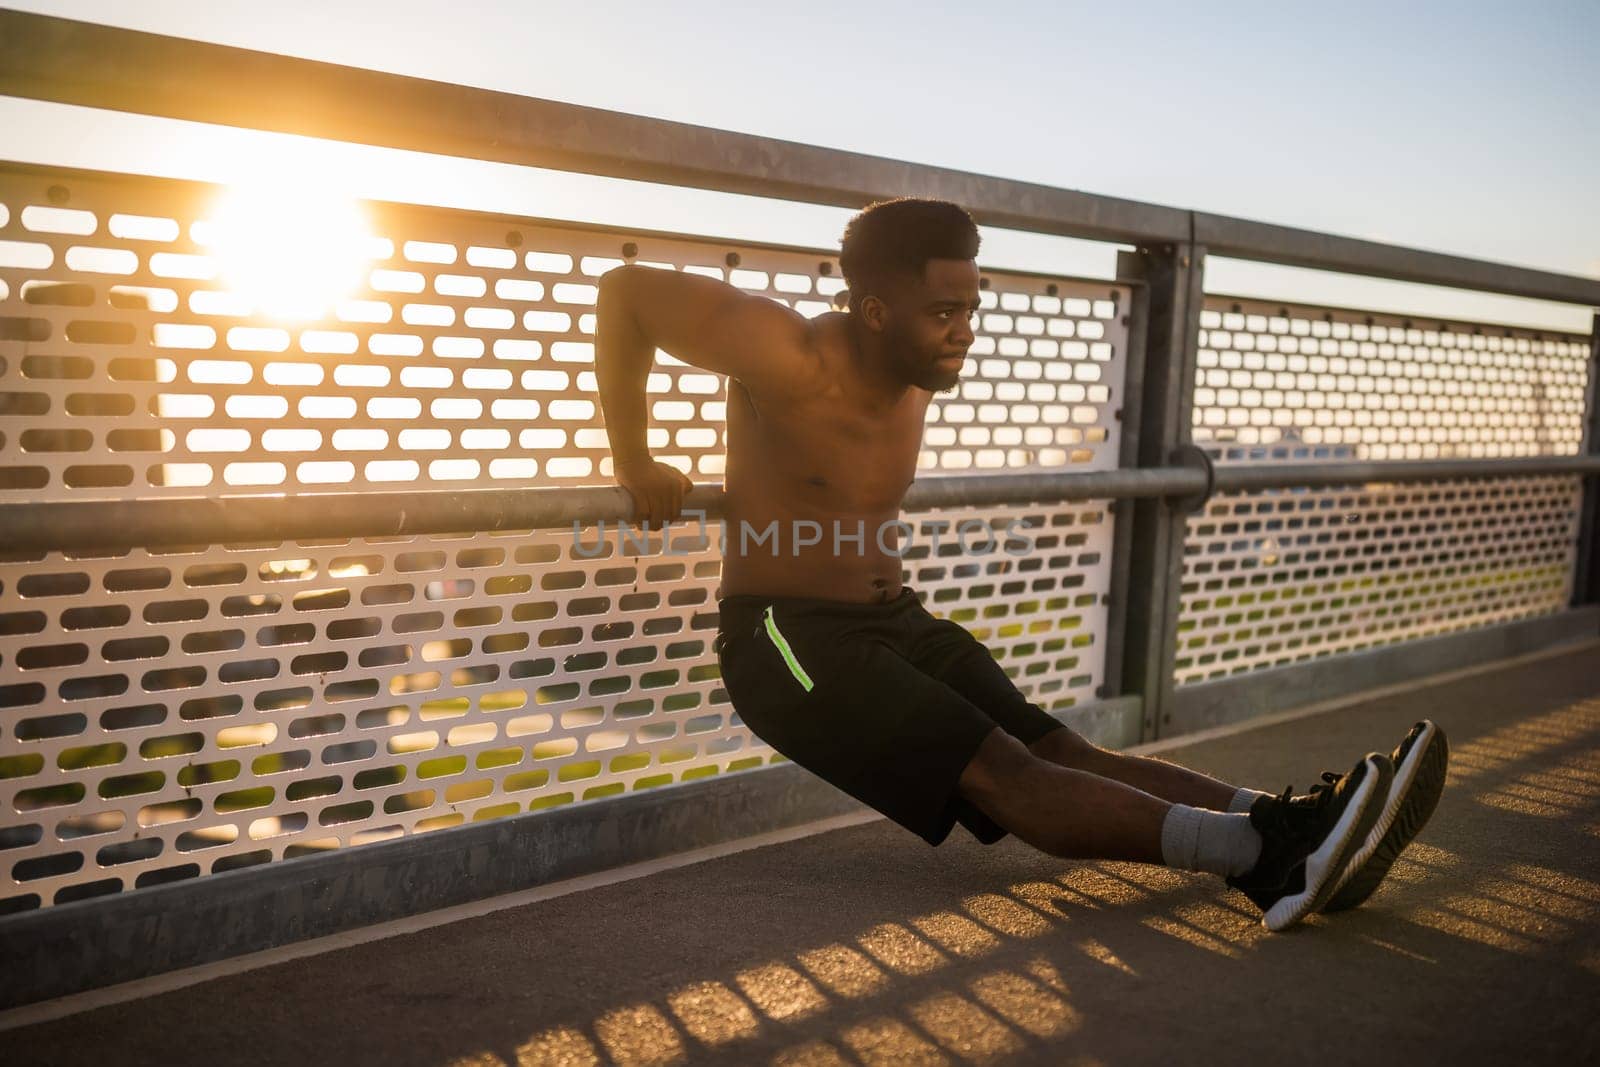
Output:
(873, 258), (981, 392)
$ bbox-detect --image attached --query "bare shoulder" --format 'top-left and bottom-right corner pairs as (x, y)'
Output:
(719, 297), (834, 400)
(601, 263), (825, 397)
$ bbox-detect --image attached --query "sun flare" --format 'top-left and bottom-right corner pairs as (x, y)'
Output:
(198, 181), (379, 321)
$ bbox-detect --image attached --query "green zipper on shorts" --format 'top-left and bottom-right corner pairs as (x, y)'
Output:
(762, 605), (814, 692)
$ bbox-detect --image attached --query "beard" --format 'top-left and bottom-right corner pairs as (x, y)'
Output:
(885, 325), (960, 393)
(905, 351), (963, 392)
(904, 362), (955, 393)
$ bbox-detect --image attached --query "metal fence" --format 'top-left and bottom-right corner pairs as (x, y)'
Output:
(0, 9), (1597, 1005)
(0, 161), (1126, 910)
(1178, 299), (1592, 684)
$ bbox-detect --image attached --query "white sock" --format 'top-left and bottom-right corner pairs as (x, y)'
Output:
(1161, 804), (1263, 878)
(1229, 787), (1271, 815)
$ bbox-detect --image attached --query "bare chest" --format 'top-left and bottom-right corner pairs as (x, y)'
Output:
(727, 380), (928, 513)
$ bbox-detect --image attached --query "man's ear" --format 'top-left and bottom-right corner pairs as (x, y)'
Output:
(858, 293), (887, 333)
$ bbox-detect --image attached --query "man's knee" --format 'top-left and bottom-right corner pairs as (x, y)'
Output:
(959, 727), (1047, 809)
(1028, 724), (1102, 766)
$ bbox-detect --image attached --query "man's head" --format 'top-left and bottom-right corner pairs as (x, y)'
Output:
(839, 198), (981, 392)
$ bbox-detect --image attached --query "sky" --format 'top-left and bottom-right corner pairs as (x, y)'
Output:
(3, 0), (1597, 330)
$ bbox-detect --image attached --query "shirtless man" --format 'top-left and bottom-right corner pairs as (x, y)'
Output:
(595, 197), (1448, 931)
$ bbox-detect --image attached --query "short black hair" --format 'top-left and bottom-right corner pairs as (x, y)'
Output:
(838, 198), (980, 313)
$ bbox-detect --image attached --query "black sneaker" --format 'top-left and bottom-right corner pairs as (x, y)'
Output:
(1227, 752), (1393, 932)
(1322, 721), (1449, 913)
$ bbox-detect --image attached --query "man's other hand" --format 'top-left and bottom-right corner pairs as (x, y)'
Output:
(615, 458), (696, 528)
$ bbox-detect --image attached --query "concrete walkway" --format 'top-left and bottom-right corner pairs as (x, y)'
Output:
(11, 646), (1600, 1066)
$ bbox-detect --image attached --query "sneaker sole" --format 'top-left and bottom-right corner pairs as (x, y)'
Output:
(1322, 723), (1449, 913)
(1262, 754), (1390, 932)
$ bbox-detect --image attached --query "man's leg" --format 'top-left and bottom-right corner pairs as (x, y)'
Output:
(1026, 727), (1255, 813)
(907, 615), (1261, 813)
(958, 727), (1172, 862)
(956, 728), (1269, 885)
(958, 725), (1396, 932)
(906, 606), (1402, 928)
(726, 595), (1386, 929)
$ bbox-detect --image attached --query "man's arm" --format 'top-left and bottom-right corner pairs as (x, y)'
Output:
(594, 264), (816, 525)
(596, 264), (816, 395)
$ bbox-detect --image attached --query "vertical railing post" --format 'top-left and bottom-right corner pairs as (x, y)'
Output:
(1096, 281), (1147, 710)
(1111, 242), (1205, 741)
(1573, 311), (1600, 607)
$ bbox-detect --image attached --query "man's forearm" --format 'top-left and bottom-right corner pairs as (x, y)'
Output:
(595, 271), (655, 468)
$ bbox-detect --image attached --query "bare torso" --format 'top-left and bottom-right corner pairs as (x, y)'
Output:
(716, 313), (933, 605)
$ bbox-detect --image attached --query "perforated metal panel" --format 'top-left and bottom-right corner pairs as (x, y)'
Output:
(0, 164), (1126, 498)
(0, 500), (1113, 911)
(0, 164), (1125, 910)
(1176, 476), (1583, 683)
(900, 501), (1113, 708)
(1193, 297), (1591, 464)
(1178, 293), (1592, 685)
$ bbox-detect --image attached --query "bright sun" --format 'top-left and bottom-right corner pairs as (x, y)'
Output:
(199, 181), (378, 320)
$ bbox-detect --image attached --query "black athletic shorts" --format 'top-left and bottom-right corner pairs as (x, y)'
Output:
(714, 585), (1067, 847)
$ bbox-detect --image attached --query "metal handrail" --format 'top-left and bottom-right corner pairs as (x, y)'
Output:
(0, 470), (1204, 553)
(5, 458), (1597, 553)
(1211, 455), (1600, 492)
(3, 9), (1598, 306)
